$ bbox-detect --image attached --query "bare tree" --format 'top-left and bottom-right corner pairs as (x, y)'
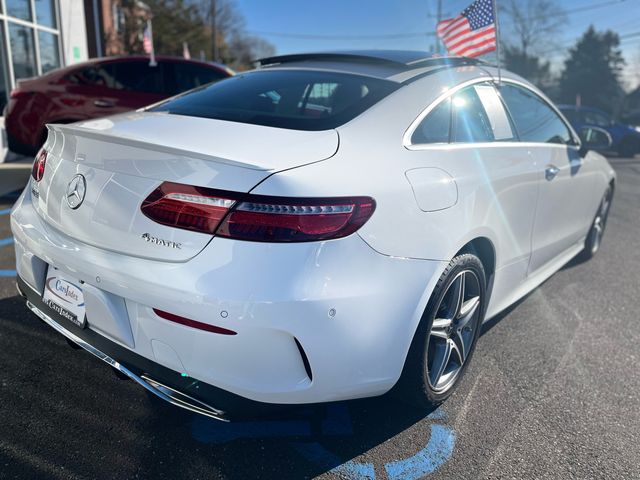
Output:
(500, 0), (567, 56)
(117, 0), (273, 69)
(227, 35), (275, 71)
(195, 0), (274, 67)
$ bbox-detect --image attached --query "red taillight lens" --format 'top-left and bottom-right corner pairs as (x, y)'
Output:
(10, 87), (32, 99)
(141, 182), (376, 242)
(216, 197), (376, 242)
(31, 149), (47, 182)
(141, 182), (236, 234)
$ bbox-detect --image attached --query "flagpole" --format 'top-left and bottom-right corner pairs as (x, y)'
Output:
(147, 19), (157, 67)
(492, 0), (502, 85)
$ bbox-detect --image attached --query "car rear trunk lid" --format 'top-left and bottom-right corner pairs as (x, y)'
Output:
(32, 112), (339, 262)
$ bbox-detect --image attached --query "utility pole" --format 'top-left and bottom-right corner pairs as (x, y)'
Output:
(211, 0), (218, 62)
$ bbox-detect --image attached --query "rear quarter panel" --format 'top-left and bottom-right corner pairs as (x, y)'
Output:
(252, 68), (509, 265)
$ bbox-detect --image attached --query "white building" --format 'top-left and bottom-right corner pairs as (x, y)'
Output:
(0, 0), (89, 156)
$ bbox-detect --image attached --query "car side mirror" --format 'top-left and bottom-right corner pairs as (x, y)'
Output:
(578, 127), (612, 156)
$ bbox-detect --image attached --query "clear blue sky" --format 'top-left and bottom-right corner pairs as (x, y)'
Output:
(236, 0), (640, 89)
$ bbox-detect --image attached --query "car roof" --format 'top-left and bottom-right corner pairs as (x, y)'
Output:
(256, 50), (490, 83)
(258, 50), (488, 68)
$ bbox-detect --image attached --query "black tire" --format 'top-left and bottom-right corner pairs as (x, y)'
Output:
(617, 137), (639, 158)
(395, 253), (487, 408)
(580, 185), (613, 261)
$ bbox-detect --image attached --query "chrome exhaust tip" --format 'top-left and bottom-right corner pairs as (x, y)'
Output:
(25, 300), (230, 422)
(140, 375), (229, 421)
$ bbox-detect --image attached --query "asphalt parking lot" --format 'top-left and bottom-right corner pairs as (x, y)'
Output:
(0, 155), (638, 480)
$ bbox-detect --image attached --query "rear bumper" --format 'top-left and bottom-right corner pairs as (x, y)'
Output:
(17, 276), (277, 420)
(11, 185), (446, 405)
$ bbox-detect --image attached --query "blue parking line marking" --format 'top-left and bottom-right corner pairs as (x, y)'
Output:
(426, 408), (447, 420)
(384, 424), (455, 480)
(0, 208), (12, 215)
(0, 270), (16, 277)
(0, 237), (14, 247)
(294, 442), (375, 480)
(190, 403), (454, 478)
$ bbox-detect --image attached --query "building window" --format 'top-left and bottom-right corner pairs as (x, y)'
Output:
(0, 0), (62, 109)
(0, 24), (9, 111)
(38, 30), (59, 73)
(6, 0), (32, 22)
(8, 23), (37, 79)
(35, 0), (56, 28)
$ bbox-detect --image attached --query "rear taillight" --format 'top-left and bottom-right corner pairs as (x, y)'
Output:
(141, 181), (376, 242)
(141, 182), (235, 234)
(31, 149), (47, 182)
(216, 197), (375, 242)
(10, 87), (31, 99)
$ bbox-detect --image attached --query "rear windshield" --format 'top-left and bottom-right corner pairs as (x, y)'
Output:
(149, 70), (400, 131)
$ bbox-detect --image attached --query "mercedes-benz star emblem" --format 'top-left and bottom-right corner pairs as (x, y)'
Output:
(66, 174), (87, 209)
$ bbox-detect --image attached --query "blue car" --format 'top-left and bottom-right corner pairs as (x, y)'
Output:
(558, 105), (640, 157)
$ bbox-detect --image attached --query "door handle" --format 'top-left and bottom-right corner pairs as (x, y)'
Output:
(545, 165), (560, 181)
(93, 99), (115, 108)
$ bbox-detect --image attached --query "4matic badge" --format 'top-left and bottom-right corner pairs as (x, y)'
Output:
(141, 233), (182, 249)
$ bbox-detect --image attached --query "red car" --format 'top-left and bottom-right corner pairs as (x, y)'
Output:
(5, 55), (233, 155)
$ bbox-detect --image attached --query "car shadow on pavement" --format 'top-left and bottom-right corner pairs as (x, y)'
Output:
(0, 293), (453, 479)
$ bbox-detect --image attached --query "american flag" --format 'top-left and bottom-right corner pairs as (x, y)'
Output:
(143, 23), (153, 54)
(436, 0), (497, 58)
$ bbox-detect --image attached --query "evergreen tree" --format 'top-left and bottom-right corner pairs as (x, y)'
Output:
(504, 46), (552, 89)
(559, 26), (625, 114)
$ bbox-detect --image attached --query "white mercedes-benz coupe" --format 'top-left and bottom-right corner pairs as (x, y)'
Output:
(11, 51), (615, 420)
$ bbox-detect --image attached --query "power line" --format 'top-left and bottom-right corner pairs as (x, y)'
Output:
(554, 0), (628, 16)
(620, 31), (640, 40)
(247, 0), (631, 42)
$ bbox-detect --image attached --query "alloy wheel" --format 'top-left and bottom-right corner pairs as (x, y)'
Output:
(427, 270), (482, 393)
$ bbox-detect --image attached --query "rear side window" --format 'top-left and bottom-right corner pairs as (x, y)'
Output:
(111, 61), (164, 94)
(70, 65), (116, 88)
(150, 70), (399, 131)
(70, 61), (164, 94)
(499, 84), (572, 145)
(411, 83), (514, 145)
(411, 97), (451, 144)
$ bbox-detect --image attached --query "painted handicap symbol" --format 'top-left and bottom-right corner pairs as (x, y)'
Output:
(0, 209), (16, 277)
(0, 236), (16, 277)
(191, 404), (455, 479)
